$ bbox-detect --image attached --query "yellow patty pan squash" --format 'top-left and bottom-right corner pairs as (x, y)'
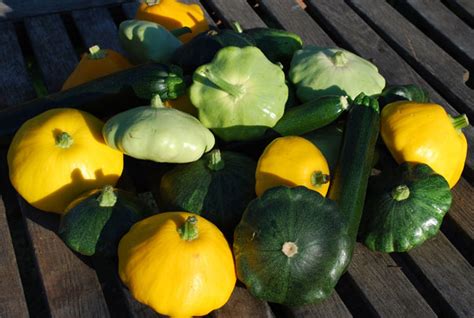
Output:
(381, 101), (469, 188)
(62, 45), (132, 90)
(255, 136), (330, 197)
(135, 0), (209, 43)
(7, 108), (124, 213)
(118, 212), (236, 317)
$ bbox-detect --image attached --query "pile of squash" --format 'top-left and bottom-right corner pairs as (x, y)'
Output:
(5, 1), (469, 316)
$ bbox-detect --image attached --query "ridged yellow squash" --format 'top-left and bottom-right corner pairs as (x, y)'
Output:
(7, 108), (124, 213)
(118, 212), (236, 317)
(255, 136), (330, 196)
(381, 101), (468, 188)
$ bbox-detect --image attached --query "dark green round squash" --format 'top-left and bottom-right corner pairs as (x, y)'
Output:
(244, 27), (303, 66)
(159, 149), (256, 240)
(361, 162), (452, 253)
(58, 185), (153, 257)
(171, 25), (255, 74)
(233, 186), (350, 306)
(303, 123), (344, 174)
(378, 84), (429, 107)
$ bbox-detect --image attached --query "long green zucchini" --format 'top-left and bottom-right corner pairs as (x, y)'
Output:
(0, 63), (183, 145)
(328, 93), (380, 255)
(272, 95), (349, 136)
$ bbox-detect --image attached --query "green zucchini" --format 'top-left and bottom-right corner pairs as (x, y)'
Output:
(328, 93), (380, 254)
(273, 95), (349, 136)
(0, 63), (178, 145)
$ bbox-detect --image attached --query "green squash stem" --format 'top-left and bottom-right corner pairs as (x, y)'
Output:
(87, 45), (107, 60)
(171, 27), (193, 38)
(199, 68), (244, 97)
(207, 149), (225, 171)
(231, 21), (244, 33)
(331, 51), (348, 67)
(97, 185), (117, 207)
(281, 241), (298, 257)
(55, 132), (74, 149)
(391, 185), (410, 201)
(178, 216), (199, 241)
(450, 114), (469, 131)
(311, 171), (330, 187)
(150, 95), (165, 108)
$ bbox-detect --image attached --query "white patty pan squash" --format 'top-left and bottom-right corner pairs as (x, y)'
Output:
(103, 96), (215, 163)
(289, 46), (386, 101)
(190, 46), (288, 141)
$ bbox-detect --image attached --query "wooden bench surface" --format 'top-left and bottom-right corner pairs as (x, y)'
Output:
(0, 0), (472, 317)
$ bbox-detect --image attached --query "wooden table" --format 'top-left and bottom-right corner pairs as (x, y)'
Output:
(0, 1), (473, 317)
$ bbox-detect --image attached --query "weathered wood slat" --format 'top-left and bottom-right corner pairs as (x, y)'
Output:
(258, 0), (333, 47)
(0, 0), (133, 21)
(401, 0), (474, 69)
(211, 286), (275, 318)
(0, 22), (36, 108)
(405, 233), (474, 317)
(450, 179), (474, 241)
(305, 0), (474, 182)
(0, 195), (29, 318)
(205, 0), (266, 29)
(277, 293), (352, 318)
(24, 14), (78, 93)
(347, 0), (474, 121)
(449, 0), (474, 15)
(71, 7), (123, 53)
(444, 179), (474, 264)
(18, 198), (110, 318)
(444, 0), (474, 26)
(348, 244), (436, 317)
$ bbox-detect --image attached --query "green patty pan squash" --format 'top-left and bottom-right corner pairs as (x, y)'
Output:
(234, 186), (350, 306)
(119, 19), (189, 64)
(160, 149), (256, 241)
(59, 185), (153, 257)
(289, 46), (385, 101)
(361, 163), (452, 253)
(103, 96), (215, 163)
(190, 46), (288, 141)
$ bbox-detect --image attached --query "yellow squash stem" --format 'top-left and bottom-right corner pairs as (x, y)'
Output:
(96, 185), (117, 207)
(177, 216), (199, 241)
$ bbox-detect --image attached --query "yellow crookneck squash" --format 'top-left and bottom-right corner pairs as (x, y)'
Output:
(62, 45), (132, 90)
(381, 101), (469, 188)
(118, 212), (236, 318)
(7, 108), (124, 214)
(255, 136), (330, 197)
(135, 0), (209, 43)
